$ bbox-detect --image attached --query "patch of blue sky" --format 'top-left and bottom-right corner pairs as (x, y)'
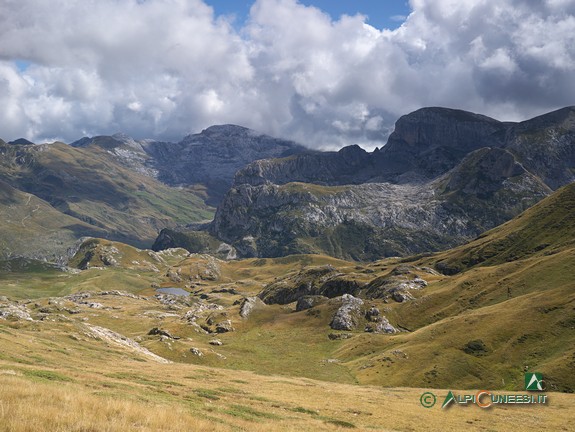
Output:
(205, 0), (411, 31)
(15, 59), (32, 72)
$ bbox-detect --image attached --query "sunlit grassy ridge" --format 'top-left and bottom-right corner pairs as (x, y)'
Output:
(0, 141), (214, 253)
(0, 179), (108, 261)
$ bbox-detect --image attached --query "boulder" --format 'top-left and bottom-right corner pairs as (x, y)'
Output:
(391, 290), (414, 303)
(328, 333), (353, 340)
(365, 306), (381, 321)
(239, 296), (265, 318)
(148, 327), (180, 339)
(215, 319), (235, 333)
(365, 318), (397, 334)
(330, 294), (364, 331)
(296, 295), (328, 312)
(190, 347), (204, 357)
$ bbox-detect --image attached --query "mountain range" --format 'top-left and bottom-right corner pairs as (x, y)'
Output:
(155, 106), (575, 260)
(1, 106), (574, 263)
(0, 126), (305, 261)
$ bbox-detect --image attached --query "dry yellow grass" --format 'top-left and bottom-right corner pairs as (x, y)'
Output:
(0, 309), (573, 432)
(0, 374), (228, 432)
(0, 365), (573, 432)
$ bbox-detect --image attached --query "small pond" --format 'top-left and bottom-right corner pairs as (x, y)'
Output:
(156, 287), (190, 296)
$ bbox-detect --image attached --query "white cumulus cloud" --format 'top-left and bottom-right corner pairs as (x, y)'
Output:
(0, 0), (574, 149)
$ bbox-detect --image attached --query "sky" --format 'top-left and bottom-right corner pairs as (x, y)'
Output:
(0, 0), (574, 149)
(207, 0), (411, 30)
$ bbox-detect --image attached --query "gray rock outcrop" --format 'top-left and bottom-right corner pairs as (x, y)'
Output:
(148, 327), (180, 339)
(239, 296), (264, 318)
(296, 295), (328, 311)
(258, 265), (362, 305)
(330, 294), (364, 331)
(365, 319), (398, 334)
(190, 347), (204, 357)
(215, 319), (235, 333)
(0, 304), (33, 321)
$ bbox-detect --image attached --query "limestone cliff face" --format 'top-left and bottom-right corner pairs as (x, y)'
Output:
(374, 107), (507, 180)
(234, 107), (509, 188)
(233, 145), (372, 187)
(143, 125), (306, 204)
(202, 107), (571, 260)
(73, 125), (308, 205)
(208, 168), (548, 260)
(503, 107), (575, 190)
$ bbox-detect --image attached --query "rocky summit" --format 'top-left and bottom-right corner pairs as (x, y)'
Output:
(158, 106), (574, 260)
(73, 125), (307, 205)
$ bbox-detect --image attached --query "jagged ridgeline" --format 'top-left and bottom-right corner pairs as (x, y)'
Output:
(155, 106), (575, 260)
(1, 106), (574, 262)
(0, 126), (305, 262)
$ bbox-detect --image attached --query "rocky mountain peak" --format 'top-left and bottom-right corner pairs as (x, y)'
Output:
(385, 106), (503, 152)
(145, 125), (307, 204)
(510, 106), (575, 136)
(180, 124), (258, 145)
(7, 138), (35, 146)
(337, 144), (369, 164)
(71, 134), (145, 153)
(199, 124), (252, 138)
(373, 107), (508, 180)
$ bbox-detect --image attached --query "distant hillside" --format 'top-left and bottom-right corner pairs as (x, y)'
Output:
(0, 139), (213, 258)
(0, 179), (107, 262)
(433, 181), (575, 274)
(0, 125), (309, 261)
(73, 125), (308, 205)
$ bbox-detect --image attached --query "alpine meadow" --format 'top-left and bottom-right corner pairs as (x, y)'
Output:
(1, 1), (575, 431)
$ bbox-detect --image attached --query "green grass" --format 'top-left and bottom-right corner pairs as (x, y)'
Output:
(279, 182), (349, 197)
(290, 406), (319, 415)
(322, 418), (356, 428)
(194, 389), (222, 400)
(222, 404), (282, 421)
(0, 141), (214, 256)
(434, 182), (575, 274)
(22, 369), (73, 382)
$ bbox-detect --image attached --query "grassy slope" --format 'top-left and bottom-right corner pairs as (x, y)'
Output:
(0, 142), (214, 250)
(0, 179), (108, 260)
(432, 182), (575, 273)
(1, 184), (574, 430)
(1, 296), (573, 431)
(342, 184), (575, 391)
